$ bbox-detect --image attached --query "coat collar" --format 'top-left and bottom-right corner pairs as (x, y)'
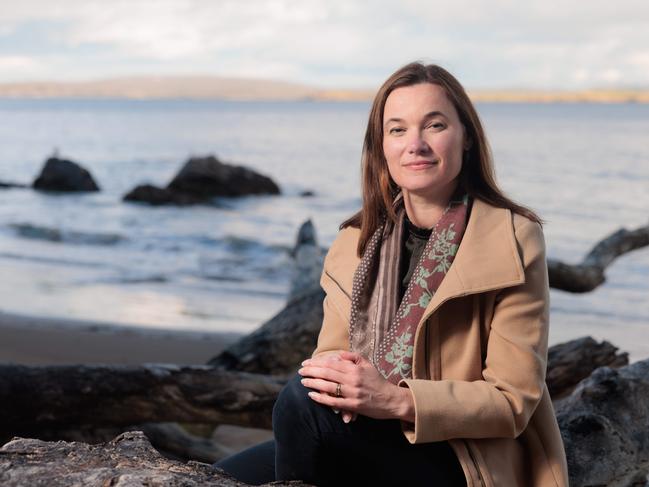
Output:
(419, 198), (525, 322)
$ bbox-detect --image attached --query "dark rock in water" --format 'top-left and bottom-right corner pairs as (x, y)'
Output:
(300, 190), (315, 197)
(123, 184), (205, 206)
(167, 155), (280, 198)
(0, 180), (28, 189)
(0, 431), (308, 486)
(122, 155), (281, 206)
(32, 157), (100, 192)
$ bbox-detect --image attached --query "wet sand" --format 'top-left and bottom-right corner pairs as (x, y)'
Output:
(0, 310), (242, 365)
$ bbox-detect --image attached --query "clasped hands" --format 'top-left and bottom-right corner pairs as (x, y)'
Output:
(298, 351), (415, 424)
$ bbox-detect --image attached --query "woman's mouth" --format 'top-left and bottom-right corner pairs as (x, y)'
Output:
(404, 160), (438, 170)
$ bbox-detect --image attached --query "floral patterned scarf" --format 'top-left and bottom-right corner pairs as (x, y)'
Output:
(349, 193), (469, 384)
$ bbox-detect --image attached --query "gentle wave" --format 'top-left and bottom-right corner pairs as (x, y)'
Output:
(0, 251), (112, 269)
(9, 223), (125, 246)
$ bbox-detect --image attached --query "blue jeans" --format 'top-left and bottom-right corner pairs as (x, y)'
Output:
(215, 374), (466, 486)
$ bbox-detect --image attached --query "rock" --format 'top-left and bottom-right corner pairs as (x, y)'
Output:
(546, 336), (628, 399)
(0, 430), (310, 486)
(32, 157), (100, 192)
(167, 155), (280, 198)
(557, 358), (649, 487)
(123, 184), (204, 206)
(287, 220), (324, 304)
(299, 190), (315, 197)
(122, 155), (281, 206)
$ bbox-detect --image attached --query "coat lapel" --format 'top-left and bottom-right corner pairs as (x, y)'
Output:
(418, 198), (526, 325)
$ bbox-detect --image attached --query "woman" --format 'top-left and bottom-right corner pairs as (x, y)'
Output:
(216, 62), (569, 486)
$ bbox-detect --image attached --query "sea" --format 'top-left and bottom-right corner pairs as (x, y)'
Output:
(0, 99), (648, 360)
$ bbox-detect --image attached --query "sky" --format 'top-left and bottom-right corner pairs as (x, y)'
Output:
(1, 0), (648, 90)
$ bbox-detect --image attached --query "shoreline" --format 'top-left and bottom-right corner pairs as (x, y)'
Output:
(0, 310), (242, 365)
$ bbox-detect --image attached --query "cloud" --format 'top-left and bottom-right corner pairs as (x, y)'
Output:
(0, 55), (41, 74)
(0, 0), (648, 88)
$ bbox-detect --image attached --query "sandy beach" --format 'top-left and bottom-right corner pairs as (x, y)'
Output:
(0, 310), (243, 366)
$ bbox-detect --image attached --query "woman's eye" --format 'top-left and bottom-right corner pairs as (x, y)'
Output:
(427, 122), (445, 130)
(389, 127), (405, 135)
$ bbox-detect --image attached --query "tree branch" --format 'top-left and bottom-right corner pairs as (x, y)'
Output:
(548, 224), (649, 292)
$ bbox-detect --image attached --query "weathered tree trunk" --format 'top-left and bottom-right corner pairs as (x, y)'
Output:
(0, 430), (310, 486)
(545, 336), (628, 399)
(0, 364), (282, 443)
(138, 422), (233, 463)
(556, 358), (649, 487)
(208, 288), (325, 376)
(548, 224), (649, 292)
(2, 356), (648, 486)
(0, 337), (628, 440)
(12, 422), (235, 464)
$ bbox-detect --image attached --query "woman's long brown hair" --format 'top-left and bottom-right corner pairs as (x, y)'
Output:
(341, 61), (542, 257)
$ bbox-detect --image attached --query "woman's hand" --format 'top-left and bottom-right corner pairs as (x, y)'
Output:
(298, 351), (415, 423)
(303, 352), (357, 422)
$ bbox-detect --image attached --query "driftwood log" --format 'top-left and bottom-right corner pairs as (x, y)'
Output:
(0, 364), (282, 444)
(208, 219), (325, 376)
(1, 220), (647, 484)
(0, 337), (624, 436)
(546, 336), (628, 399)
(0, 431), (309, 487)
(0, 352), (645, 486)
(209, 288), (631, 397)
(548, 223), (649, 292)
(15, 422), (234, 465)
(208, 289), (325, 375)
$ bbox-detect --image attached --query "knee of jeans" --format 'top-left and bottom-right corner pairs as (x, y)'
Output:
(273, 374), (314, 435)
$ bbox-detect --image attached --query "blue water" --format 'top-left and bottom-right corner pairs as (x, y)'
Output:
(1, 99), (648, 359)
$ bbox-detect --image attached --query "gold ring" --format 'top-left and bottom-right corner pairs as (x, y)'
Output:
(335, 382), (342, 397)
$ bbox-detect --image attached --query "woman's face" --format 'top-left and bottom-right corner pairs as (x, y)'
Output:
(382, 83), (466, 202)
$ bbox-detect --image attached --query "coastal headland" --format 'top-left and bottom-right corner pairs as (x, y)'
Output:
(1, 76), (648, 103)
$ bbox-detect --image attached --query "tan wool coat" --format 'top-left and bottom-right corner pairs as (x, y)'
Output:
(313, 198), (570, 487)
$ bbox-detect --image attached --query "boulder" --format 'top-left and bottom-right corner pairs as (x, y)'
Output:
(167, 155), (280, 198)
(32, 157), (100, 192)
(122, 155), (281, 205)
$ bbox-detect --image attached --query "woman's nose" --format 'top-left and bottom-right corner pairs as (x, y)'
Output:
(407, 133), (430, 154)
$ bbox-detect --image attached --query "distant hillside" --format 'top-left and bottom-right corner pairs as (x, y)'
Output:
(468, 89), (649, 103)
(0, 76), (647, 103)
(0, 76), (320, 101)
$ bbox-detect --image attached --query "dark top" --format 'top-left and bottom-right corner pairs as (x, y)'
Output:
(399, 216), (433, 299)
